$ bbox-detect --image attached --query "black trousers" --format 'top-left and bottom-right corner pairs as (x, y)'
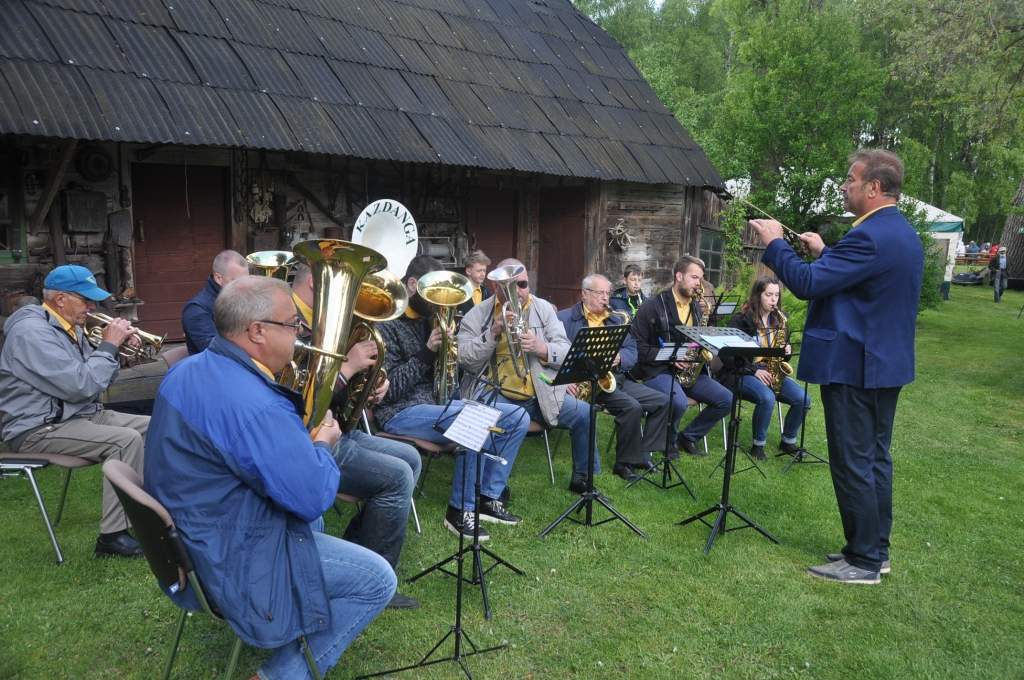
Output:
(820, 383), (902, 572)
(597, 378), (670, 466)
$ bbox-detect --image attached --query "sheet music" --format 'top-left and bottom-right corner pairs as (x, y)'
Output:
(706, 335), (759, 349)
(442, 400), (502, 453)
(656, 344), (694, 361)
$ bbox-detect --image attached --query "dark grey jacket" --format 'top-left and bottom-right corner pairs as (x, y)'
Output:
(0, 305), (119, 444)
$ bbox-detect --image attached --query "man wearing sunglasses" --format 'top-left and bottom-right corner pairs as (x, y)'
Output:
(459, 258), (595, 494)
(0, 264), (148, 558)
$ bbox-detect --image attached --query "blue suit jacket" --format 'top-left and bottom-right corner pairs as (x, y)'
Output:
(762, 206), (923, 388)
(557, 303), (638, 375)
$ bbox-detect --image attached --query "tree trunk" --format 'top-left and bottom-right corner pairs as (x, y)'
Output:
(998, 176), (1024, 285)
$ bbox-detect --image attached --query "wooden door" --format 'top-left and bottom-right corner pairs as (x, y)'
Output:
(465, 187), (517, 264)
(537, 187), (586, 310)
(132, 163), (228, 341)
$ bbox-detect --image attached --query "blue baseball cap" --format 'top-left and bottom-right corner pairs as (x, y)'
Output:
(43, 265), (111, 301)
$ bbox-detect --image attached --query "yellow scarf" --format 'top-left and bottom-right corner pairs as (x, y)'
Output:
(493, 296), (534, 399)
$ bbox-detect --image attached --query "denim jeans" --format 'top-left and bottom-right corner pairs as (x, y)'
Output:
(643, 372), (731, 443)
(738, 374), (811, 445)
(382, 401), (529, 511)
(330, 430), (421, 568)
(259, 533), (395, 680)
(496, 394), (594, 477)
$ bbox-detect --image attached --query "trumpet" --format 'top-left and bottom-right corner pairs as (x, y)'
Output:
(85, 312), (165, 361)
(417, 270), (474, 403)
(487, 264), (530, 378)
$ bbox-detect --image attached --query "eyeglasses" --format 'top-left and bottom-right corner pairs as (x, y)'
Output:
(258, 317), (302, 331)
(584, 288), (610, 298)
(515, 280), (530, 289)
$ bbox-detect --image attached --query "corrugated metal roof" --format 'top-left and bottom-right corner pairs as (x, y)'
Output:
(1, 0), (722, 188)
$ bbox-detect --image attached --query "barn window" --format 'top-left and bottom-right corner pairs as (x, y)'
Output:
(699, 227), (723, 286)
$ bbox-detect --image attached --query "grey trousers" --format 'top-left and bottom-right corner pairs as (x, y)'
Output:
(18, 409), (149, 534)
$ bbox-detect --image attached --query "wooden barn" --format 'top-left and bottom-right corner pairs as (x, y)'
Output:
(0, 0), (725, 342)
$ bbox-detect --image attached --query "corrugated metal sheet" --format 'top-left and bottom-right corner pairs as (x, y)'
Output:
(104, 19), (199, 83)
(0, 1), (59, 63)
(0, 0), (722, 188)
(217, 88), (297, 149)
(30, 3), (128, 72)
(173, 34), (255, 89)
(234, 43), (308, 98)
(271, 95), (347, 154)
(283, 53), (352, 104)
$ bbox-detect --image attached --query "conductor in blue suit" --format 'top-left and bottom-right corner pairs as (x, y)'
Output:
(750, 149), (923, 585)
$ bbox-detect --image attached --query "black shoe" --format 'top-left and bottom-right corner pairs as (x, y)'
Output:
(613, 463), (640, 482)
(634, 458), (656, 471)
(677, 434), (705, 457)
(94, 531), (143, 558)
(387, 592), (421, 610)
(779, 441), (801, 456)
(498, 485), (511, 504)
(750, 444), (766, 461)
(478, 498), (521, 525)
(568, 475), (587, 494)
(443, 506), (489, 541)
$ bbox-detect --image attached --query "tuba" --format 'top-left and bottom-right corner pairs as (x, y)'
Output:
(674, 282), (714, 389)
(246, 251), (296, 279)
(85, 312), (165, 361)
(486, 264), (530, 378)
(337, 269), (408, 431)
(417, 270), (474, 403)
(764, 308), (794, 394)
(575, 306), (629, 402)
(280, 239), (386, 428)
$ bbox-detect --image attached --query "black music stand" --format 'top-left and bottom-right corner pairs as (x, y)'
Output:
(407, 394), (524, 622)
(538, 324), (646, 539)
(675, 327), (781, 554)
(625, 341), (696, 497)
(775, 377), (828, 471)
(709, 295), (739, 326)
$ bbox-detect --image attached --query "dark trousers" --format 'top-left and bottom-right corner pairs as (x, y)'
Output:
(597, 378), (670, 466)
(820, 383), (901, 572)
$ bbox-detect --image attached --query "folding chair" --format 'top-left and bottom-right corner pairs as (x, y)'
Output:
(0, 451), (97, 564)
(102, 460), (322, 680)
(527, 420), (556, 484)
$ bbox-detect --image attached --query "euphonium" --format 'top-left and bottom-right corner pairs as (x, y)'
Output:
(85, 312), (165, 360)
(417, 270), (474, 403)
(764, 308), (794, 393)
(575, 306), (629, 402)
(486, 264), (530, 378)
(338, 269), (408, 432)
(674, 281), (713, 389)
(246, 250), (296, 279)
(281, 239), (386, 428)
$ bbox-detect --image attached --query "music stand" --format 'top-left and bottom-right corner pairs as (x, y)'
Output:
(675, 327), (782, 554)
(709, 296), (739, 326)
(625, 340), (696, 497)
(768, 335), (828, 471)
(407, 394), (524, 622)
(538, 324), (646, 539)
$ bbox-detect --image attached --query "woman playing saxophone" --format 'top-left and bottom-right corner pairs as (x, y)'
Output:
(722, 276), (811, 461)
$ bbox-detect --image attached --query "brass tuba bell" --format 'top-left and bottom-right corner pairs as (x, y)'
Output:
(417, 270), (474, 403)
(246, 251), (296, 279)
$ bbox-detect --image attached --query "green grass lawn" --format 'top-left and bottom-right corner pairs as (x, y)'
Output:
(2, 284), (1022, 679)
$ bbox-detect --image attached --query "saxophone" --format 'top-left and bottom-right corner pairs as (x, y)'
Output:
(763, 309), (794, 393)
(674, 282), (713, 389)
(575, 307), (629, 402)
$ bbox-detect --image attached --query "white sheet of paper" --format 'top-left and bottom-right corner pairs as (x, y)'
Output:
(656, 344), (695, 361)
(706, 335), (759, 349)
(443, 400), (502, 452)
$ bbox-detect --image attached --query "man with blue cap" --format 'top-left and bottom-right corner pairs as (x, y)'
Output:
(0, 264), (149, 558)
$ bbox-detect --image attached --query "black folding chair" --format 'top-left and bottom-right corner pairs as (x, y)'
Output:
(102, 460), (321, 680)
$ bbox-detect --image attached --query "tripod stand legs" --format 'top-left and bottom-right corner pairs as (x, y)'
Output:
(627, 454), (696, 498)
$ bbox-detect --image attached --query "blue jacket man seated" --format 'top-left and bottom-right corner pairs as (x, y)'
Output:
(145, 275), (395, 677)
(557, 273), (670, 481)
(181, 250), (248, 354)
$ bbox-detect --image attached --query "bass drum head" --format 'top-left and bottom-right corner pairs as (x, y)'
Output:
(351, 199), (418, 279)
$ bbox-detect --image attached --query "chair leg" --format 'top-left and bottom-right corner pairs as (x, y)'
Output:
(416, 453), (434, 498)
(300, 635), (322, 680)
(23, 467), (64, 565)
(410, 497), (422, 535)
(163, 609), (188, 680)
(695, 403), (710, 454)
(777, 401), (784, 437)
(53, 468), (74, 528)
(222, 637), (243, 680)
(542, 430), (555, 485)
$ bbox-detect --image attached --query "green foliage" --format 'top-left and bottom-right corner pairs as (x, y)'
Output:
(900, 198), (945, 312)
(716, 200), (747, 288)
